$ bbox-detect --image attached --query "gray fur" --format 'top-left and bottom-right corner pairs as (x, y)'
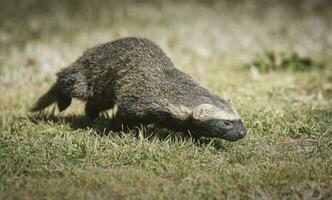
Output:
(31, 37), (246, 141)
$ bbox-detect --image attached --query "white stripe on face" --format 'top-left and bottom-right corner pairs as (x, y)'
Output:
(190, 104), (241, 121)
(210, 110), (240, 121)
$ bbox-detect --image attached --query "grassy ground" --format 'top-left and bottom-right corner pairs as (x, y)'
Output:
(0, 0), (331, 199)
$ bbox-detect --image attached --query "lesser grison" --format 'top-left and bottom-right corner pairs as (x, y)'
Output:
(31, 37), (247, 141)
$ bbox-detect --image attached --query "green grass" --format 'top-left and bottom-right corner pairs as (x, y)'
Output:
(1, 0), (332, 199)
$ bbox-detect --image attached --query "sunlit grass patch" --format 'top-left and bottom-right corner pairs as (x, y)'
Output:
(245, 51), (326, 72)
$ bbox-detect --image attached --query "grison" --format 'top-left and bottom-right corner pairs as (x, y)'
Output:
(31, 37), (247, 141)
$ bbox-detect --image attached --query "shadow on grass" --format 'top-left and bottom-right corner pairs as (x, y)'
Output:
(28, 111), (225, 149)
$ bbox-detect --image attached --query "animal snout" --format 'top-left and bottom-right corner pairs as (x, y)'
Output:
(233, 120), (247, 139)
(238, 129), (247, 138)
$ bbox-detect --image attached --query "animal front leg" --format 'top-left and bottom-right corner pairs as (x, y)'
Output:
(109, 110), (141, 133)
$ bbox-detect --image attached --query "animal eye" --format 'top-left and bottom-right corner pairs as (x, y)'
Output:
(221, 121), (232, 128)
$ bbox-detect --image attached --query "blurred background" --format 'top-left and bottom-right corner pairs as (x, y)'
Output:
(1, 2), (331, 198)
(1, 0), (331, 82)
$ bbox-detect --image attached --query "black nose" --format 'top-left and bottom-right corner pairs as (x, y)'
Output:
(233, 120), (247, 139)
(238, 129), (247, 138)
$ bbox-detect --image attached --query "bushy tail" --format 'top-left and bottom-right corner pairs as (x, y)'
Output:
(30, 83), (60, 112)
(31, 82), (72, 112)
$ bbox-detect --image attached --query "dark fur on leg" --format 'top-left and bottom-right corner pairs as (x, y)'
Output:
(58, 94), (72, 112)
(85, 101), (101, 121)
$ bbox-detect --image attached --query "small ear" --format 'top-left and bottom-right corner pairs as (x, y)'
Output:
(225, 97), (232, 103)
(192, 104), (217, 120)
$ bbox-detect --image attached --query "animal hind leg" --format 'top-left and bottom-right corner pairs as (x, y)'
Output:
(85, 101), (102, 121)
(85, 99), (115, 121)
(57, 93), (72, 112)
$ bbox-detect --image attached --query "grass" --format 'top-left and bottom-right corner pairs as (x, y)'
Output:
(1, 0), (332, 199)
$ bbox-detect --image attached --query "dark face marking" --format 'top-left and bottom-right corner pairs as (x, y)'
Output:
(187, 118), (247, 141)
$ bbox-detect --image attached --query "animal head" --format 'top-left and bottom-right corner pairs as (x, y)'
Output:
(186, 103), (246, 141)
